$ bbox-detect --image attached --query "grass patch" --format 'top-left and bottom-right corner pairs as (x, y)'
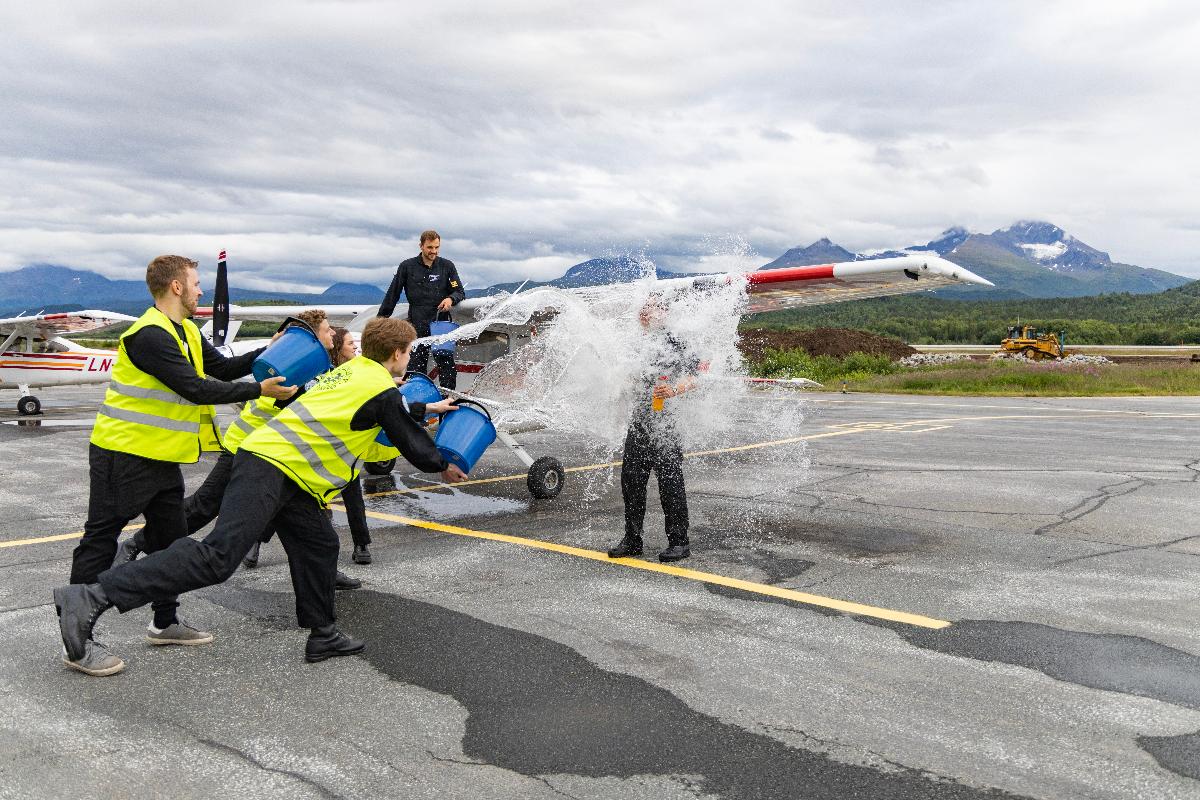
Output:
(848, 359), (1200, 396)
(754, 349), (902, 384)
(749, 348), (1200, 395)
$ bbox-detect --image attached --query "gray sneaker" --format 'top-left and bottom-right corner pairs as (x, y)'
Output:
(146, 620), (214, 646)
(62, 640), (125, 677)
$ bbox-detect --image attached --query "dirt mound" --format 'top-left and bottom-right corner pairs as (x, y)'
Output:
(739, 327), (916, 361)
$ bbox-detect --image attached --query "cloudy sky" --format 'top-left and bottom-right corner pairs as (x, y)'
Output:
(2, 1), (1198, 291)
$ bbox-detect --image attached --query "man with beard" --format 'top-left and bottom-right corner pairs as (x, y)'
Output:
(68, 255), (295, 675)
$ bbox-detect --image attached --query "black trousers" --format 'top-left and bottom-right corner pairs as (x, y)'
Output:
(99, 451), (339, 629)
(261, 477), (369, 548)
(71, 444), (187, 621)
(409, 343), (457, 390)
(183, 450), (235, 534)
(620, 421), (689, 545)
(186, 451), (370, 548)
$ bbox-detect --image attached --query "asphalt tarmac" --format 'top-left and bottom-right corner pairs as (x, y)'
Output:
(1, 386), (1198, 799)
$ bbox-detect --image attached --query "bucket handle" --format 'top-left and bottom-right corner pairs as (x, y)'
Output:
(435, 310), (454, 323)
(277, 316), (317, 336)
(448, 398), (492, 421)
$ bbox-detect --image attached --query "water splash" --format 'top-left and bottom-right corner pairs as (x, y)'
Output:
(428, 254), (813, 507)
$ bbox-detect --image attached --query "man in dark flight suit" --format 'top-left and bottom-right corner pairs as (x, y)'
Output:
(376, 229), (466, 388)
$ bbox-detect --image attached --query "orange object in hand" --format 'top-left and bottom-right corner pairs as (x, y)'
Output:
(652, 375), (668, 412)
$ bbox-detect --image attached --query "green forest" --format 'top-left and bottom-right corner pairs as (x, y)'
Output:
(746, 280), (1200, 345)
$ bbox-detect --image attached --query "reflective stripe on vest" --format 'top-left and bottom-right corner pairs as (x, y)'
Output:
(108, 380), (196, 405)
(97, 404), (202, 433)
(241, 356), (397, 503)
(223, 396), (281, 455)
(90, 306), (217, 463)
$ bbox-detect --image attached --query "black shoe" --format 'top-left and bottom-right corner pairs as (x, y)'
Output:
(111, 530), (145, 569)
(607, 537), (643, 558)
(658, 544), (690, 562)
(242, 542), (260, 569)
(53, 583), (112, 662)
(335, 570), (361, 590)
(305, 626), (366, 662)
(352, 545), (372, 565)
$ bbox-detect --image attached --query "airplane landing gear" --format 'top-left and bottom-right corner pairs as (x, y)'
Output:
(17, 386), (41, 416)
(527, 456), (565, 499)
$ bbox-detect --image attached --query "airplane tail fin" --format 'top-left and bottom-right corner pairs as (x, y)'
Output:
(213, 250), (230, 346)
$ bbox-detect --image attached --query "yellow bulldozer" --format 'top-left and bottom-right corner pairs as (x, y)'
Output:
(998, 324), (1066, 360)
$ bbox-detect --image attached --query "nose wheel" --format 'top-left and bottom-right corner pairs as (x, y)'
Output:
(17, 394), (41, 416)
(527, 456), (565, 499)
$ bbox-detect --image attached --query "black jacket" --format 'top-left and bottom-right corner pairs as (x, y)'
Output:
(351, 389), (447, 473)
(124, 321), (264, 406)
(377, 256), (466, 334)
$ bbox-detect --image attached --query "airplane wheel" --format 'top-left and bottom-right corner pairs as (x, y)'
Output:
(17, 396), (41, 416)
(364, 458), (396, 476)
(527, 456), (565, 499)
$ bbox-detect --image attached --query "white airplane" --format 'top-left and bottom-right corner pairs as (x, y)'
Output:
(197, 252), (993, 498)
(0, 310), (136, 415)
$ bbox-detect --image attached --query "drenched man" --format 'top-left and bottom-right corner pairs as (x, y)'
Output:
(607, 295), (702, 563)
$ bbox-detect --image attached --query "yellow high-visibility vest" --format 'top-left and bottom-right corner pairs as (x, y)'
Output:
(223, 395), (281, 455)
(91, 306), (221, 462)
(240, 356), (397, 503)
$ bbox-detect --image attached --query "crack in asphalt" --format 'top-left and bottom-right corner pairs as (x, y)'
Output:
(1049, 534), (1200, 566)
(1034, 475), (1149, 536)
(0, 601), (54, 615)
(194, 736), (346, 800)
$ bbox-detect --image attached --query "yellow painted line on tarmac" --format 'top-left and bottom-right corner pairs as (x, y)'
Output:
(0, 523), (143, 549)
(336, 507), (950, 629)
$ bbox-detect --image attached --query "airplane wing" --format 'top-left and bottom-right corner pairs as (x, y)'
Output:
(0, 310), (137, 338)
(662, 254), (993, 314)
(194, 254), (990, 335)
(194, 304), (380, 322)
(197, 299), (496, 332)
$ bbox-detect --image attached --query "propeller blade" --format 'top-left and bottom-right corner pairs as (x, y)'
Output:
(213, 249), (230, 347)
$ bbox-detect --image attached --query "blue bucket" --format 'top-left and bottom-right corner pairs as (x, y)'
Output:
(377, 375), (445, 445)
(434, 400), (496, 473)
(400, 372), (442, 406)
(430, 315), (458, 353)
(252, 325), (332, 386)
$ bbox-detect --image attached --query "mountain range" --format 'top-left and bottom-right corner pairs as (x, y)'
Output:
(1, 221), (1191, 316)
(764, 221), (1189, 299)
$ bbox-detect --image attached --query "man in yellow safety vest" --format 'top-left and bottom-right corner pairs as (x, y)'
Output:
(65, 255), (295, 676)
(54, 317), (466, 675)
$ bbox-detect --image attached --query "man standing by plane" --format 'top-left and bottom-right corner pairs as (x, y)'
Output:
(67, 255), (295, 676)
(376, 230), (466, 389)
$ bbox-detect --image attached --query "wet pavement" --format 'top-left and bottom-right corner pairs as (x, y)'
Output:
(1, 386), (1198, 799)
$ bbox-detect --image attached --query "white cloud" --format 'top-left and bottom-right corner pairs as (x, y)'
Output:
(0, 0), (1197, 291)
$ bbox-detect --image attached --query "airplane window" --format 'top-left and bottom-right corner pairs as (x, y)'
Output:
(36, 339), (71, 353)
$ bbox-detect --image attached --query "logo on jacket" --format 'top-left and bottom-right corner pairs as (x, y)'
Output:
(427, 274), (438, 282)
